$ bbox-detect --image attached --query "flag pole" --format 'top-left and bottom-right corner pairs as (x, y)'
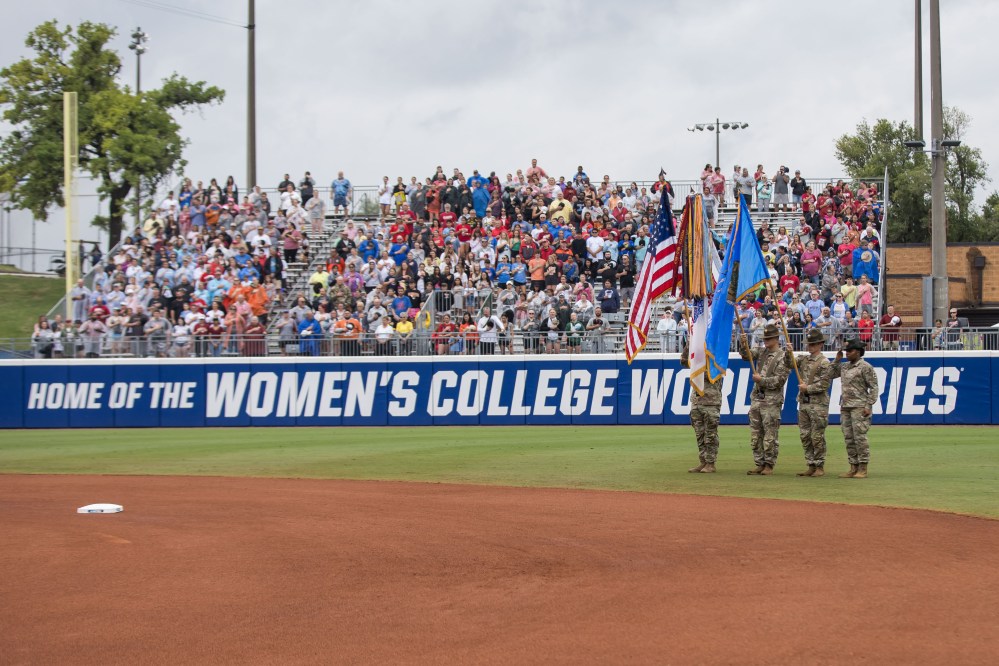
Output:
(766, 279), (800, 380)
(681, 298), (694, 350)
(734, 309), (757, 374)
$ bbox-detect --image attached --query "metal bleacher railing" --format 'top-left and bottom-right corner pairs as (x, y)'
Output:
(8, 325), (997, 361)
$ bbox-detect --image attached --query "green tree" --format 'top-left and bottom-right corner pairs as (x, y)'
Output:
(0, 21), (224, 249)
(834, 108), (992, 243)
(966, 191), (999, 242)
(943, 107), (991, 242)
(834, 118), (930, 243)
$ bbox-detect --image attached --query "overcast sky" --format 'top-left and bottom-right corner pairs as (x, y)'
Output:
(3, 0), (997, 253)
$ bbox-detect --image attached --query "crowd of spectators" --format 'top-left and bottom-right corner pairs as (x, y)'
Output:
(29, 174), (316, 358)
(714, 172), (891, 351)
(32, 161), (895, 358)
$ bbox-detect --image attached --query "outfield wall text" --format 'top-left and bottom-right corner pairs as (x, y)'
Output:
(1, 352), (996, 429)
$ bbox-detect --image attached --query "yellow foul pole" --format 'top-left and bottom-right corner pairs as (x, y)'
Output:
(63, 92), (78, 321)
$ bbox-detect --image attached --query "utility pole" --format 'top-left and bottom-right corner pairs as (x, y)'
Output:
(64, 92), (78, 319)
(129, 28), (148, 230)
(914, 0), (923, 140)
(247, 0), (257, 191)
(929, 0), (947, 325)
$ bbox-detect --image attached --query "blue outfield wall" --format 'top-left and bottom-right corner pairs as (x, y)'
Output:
(0, 352), (994, 429)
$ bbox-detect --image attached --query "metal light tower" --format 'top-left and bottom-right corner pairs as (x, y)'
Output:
(687, 119), (749, 169)
(64, 92), (78, 319)
(129, 28), (149, 227)
(905, 0), (958, 326)
(247, 0), (257, 191)
(928, 0), (948, 325)
(914, 0), (923, 140)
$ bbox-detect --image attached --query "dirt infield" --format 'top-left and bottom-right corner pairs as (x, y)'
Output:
(1, 476), (997, 665)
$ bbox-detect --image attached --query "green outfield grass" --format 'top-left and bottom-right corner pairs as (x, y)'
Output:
(1, 426), (996, 518)
(0, 274), (65, 339)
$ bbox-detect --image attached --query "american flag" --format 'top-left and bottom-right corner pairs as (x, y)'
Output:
(625, 187), (678, 363)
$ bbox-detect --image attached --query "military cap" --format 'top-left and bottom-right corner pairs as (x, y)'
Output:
(805, 328), (826, 345)
(844, 339), (866, 355)
(763, 324), (781, 340)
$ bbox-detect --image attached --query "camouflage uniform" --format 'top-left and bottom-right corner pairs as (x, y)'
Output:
(828, 357), (878, 465)
(690, 380), (723, 464)
(681, 348), (723, 465)
(791, 351), (832, 468)
(740, 345), (791, 468)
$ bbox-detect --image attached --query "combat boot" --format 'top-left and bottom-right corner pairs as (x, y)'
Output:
(796, 465), (816, 477)
(853, 463), (868, 479)
(839, 464), (858, 478)
(688, 459), (706, 473)
(700, 462), (716, 474)
(747, 465), (765, 475)
(811, 466), (825, 477)
(760, 465), (774, 476)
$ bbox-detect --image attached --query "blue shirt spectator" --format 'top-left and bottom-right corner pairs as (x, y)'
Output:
(471, 185), (490, 218)
(852, 241), (880, 284)
(511, 260), (527, 286)
(234, 250), (252, 268)
(466, 171), (488, 189)
(805, 295), (825, 320)
(390, 240), (409, 266)
(496, 260), (511, 285)
(238, 265), (260, 282)
(391, 294), (411, 318)
(297, 314), (323, 356)
(599, 284), (620, 313)
(190, 203), (206, 228)
(358, 237), (379, 263)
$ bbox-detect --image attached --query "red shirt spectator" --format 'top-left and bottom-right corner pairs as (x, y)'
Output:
(801, 190), (816, 214)
(710, 170), (726, 197)
(879, 307), (902, 343)
(778, 273), (800, 295)
(838, 241), (856, 267)
(857, 313), (875, 343)
(800, 244), (822, 279)
(389, 221), (408, 239)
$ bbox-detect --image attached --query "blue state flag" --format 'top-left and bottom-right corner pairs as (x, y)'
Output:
(705, 198), (770, 383)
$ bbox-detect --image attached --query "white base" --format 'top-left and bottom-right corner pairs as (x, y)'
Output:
(77, 503), (124, 514)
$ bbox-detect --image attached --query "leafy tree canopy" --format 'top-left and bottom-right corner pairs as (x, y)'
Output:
(0, 20), (224, 248)
(835, 108), (994, 243)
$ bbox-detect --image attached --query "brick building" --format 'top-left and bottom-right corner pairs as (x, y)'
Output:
(884, 243), (999, 325)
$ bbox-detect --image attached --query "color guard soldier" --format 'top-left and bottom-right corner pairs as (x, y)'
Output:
(829, 339), (879, 478)
(681, 345), (723, 474)
(740, 324), (792, 476)
(789, 328), (832, 477)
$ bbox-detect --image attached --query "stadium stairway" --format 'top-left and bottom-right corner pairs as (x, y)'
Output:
(264, 214), (381, 355)
(264, 215), (344, 354)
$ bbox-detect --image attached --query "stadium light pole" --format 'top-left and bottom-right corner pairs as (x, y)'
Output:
(686, 119), (749, 169)
(129, 28), (149, 228)
(247, 0), (257, 191)
(914, 0), (923, 140)
(905, 0), (957, 327)
(928, 0), (948, 326)
(64, 92), (78, 319)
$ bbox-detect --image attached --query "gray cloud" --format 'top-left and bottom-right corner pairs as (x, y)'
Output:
(2, 0), (996, 250)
